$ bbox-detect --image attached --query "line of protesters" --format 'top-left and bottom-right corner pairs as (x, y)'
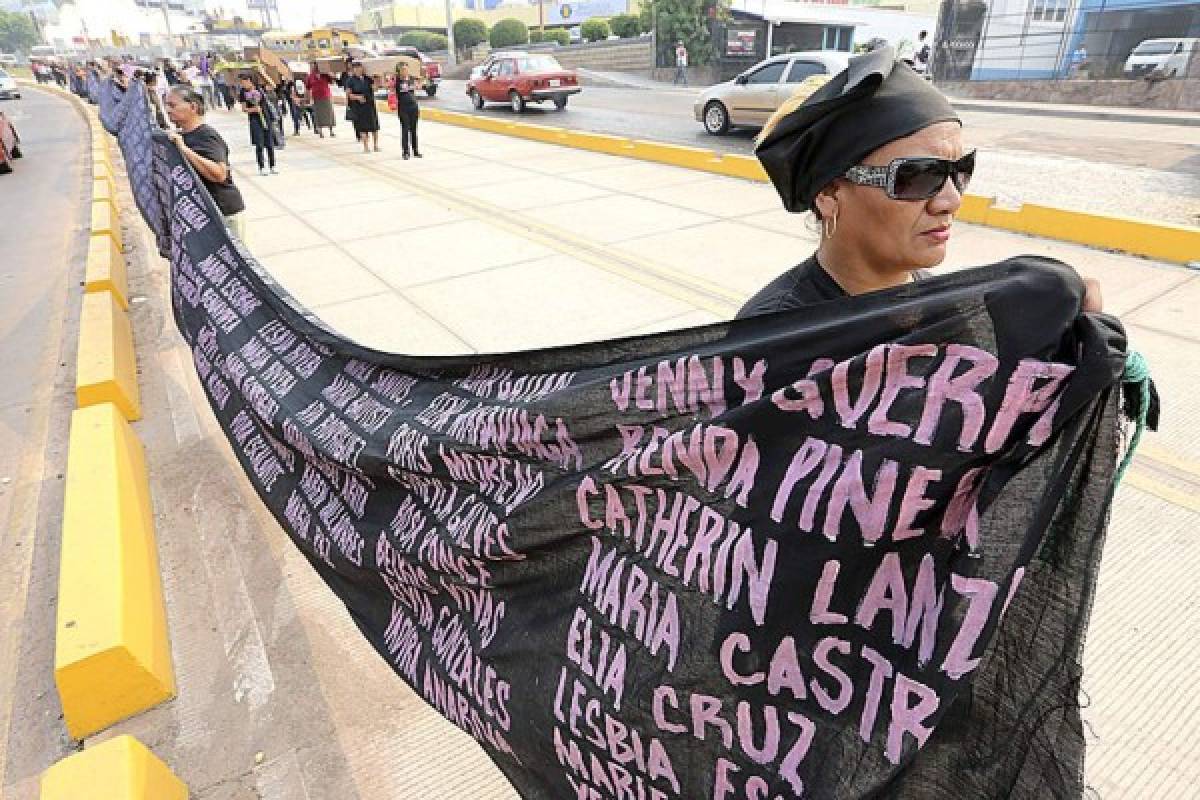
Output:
(87, 52), (426, 251)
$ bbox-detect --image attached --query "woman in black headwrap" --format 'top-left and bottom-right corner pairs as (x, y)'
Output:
(740, 47), (1100, 317)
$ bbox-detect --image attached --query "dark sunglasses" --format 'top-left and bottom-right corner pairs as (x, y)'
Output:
(842, 150), (976, 201)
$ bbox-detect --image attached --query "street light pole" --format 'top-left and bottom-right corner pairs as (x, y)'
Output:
(444, 0), (457, 67)
(159, 0), (175, 58)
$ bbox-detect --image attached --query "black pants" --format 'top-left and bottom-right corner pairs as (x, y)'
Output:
(255, 141), (276, 169)
(398, 106), (419, 155)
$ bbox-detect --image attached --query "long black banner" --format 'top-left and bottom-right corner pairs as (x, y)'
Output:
(100, 78), (1128, 798)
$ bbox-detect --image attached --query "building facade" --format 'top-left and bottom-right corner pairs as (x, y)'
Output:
(966, 0), (1200, 80)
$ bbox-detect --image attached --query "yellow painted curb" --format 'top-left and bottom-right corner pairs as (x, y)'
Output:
(92, 145), (111, 167)
(55, 404), (174, 740)
(955, 197), (1200, 265)
(415, 104), (1200, 265)
(41, 735), (187, 799)
(90, 201), (123, 252)
(93, 177), (118, 214)
(92, 160), (116, 196)
(76, 290), (141, 421)
(85, 233), (129, 310)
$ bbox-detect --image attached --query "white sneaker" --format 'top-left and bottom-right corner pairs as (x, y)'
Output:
(269, 167), (278, 174)
(258, 167), (267, 176)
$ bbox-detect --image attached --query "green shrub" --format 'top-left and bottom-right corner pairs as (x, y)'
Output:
(543, 29), (570, 46)
(580, 18), (611, 43)
(529, 30), (545, 43)
(609, 14), (642, 38)
(489, 18), (529, 49)
(398, 31), (443, 51)
(453, 18), (488, 52)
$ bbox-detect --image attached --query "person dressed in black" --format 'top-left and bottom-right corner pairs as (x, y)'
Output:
(238, 73), (277, 175)
(163, 86), (247, 241)
(276, 77), (303, 136)
(740, 46), (1102, 319)
(393, 61), (421, 159)
(140, 71), (169, 128)
(344, 60), (381, 153)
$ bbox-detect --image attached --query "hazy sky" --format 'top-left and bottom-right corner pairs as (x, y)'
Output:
(208, 1), (367, 31)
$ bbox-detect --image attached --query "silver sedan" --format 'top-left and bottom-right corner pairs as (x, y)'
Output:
(694, 51), (849, 135)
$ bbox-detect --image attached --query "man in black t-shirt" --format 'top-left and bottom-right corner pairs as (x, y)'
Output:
(163, 86), (248, 241)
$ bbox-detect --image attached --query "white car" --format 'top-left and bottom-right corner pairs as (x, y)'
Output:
(1124, 37), (1198, 79)
(0, 68), (21, 100)
(694, 51), (849, 135)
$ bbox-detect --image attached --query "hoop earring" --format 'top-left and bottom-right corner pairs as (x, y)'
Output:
(824, 211), (838, 239)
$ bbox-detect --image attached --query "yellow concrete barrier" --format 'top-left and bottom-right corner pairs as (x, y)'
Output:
(92, 160), (116, 196)
(84, 233), (129, 310)
(41, 735), (186, 799)
(954, 197), (1200, 265)
(90, 200), (123, 252)
(93, 177), (118, 213)
(55, 404), (174, 739)
(76, 290), (140, 421)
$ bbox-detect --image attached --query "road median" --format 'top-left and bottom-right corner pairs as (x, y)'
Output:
(410, 102), (1199, 265)
(27, 83), (184, 798)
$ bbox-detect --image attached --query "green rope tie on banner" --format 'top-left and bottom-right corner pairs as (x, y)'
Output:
(1115, 350), (1150, 486)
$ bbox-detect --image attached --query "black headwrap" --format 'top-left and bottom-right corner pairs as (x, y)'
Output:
(755, 47), (960, 213)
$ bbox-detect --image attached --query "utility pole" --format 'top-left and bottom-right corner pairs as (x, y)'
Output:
(444, 0), (457, 66)
(159, 0), (176, 57)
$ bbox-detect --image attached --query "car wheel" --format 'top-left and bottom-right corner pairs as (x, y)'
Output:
(11, 143), (20, 158)
(470, 89), (484, 110)
(553, 96), (568, 110)
(0, 158), (11, 174)
(425, 84), (438, 97)
(509, 91), (526, 113)
(704, 101), (730, 135)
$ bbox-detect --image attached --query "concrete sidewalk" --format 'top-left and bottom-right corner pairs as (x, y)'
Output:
(87, 105), (1200, 799)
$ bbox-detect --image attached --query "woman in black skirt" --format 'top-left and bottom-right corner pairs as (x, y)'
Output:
(238, 73), (277, 174)
(343, 60), (381, 153)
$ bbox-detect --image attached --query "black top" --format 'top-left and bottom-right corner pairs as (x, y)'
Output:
(394, 76), (419, 111)
(344, 74), (374, 103)
(736, 254), (929, 318)
(181, 124), (245, 217)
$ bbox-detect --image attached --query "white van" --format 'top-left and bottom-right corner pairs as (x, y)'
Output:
(1123, 37), (1198, 79)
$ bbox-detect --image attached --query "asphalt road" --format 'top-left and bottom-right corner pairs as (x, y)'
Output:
(432, 80), (1200, 226)
(0, 88), (88, 796)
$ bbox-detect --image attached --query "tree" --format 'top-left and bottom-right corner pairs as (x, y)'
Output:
(489, 18), (529, 49)
(453, 18), (488, 55)
(580, 18), (611, 43)
(639, 0), (727, 67)
(609, 14), (642, 39)
(0, 10), (38, 55)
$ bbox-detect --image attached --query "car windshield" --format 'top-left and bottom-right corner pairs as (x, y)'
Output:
(517, 56), (563, 73)
(1134, 41), (1176, 55)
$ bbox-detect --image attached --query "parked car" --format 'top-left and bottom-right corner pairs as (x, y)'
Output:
(467, 52), (581, 112)
(0, 68), (21, 100)
(1123, 37), (1199, 79)
(0, 109), (22, 174)
(694, 51), (850, 135)
(380, 46), (442, 96)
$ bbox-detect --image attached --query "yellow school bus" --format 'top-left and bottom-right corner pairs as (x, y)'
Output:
(261, 28), (361, 61)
